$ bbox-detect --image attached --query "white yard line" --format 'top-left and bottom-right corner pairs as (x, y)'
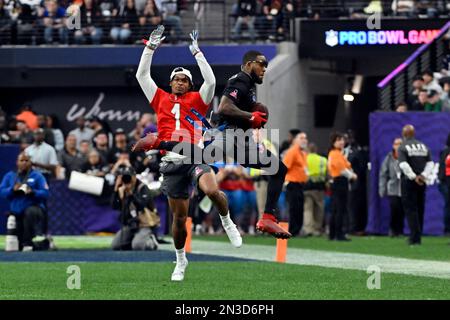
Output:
(160, 240), (450, 280)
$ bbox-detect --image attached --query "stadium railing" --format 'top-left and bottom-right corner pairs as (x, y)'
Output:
(0, 0), (297, 45)
(2, 0), (450, 46)
(377, 21), (450, 111)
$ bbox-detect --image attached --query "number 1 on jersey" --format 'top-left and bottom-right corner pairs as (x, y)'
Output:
(171, 103), (180, 130)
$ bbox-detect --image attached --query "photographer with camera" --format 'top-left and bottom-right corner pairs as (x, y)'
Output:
(111, 164), (159, 251)
(0, 152), (54, 251)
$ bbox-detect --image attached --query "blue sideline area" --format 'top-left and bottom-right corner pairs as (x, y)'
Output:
(0, 44), (277, 67)
(0, 249), (254, 263)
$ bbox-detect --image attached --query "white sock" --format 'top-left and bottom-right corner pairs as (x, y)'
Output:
(220, 212), (233, 227)
(175, 248), (186, 263)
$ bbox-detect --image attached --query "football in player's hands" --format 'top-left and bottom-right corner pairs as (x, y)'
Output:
(251, 102), (269, 120)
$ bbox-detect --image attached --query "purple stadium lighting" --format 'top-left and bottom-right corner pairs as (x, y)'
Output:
(377, 21), (450, 89)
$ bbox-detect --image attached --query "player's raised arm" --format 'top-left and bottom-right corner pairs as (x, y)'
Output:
(136, 25), (166, 103)
(189, 30), (216, 105)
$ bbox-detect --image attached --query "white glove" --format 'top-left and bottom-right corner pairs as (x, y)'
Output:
(144, 25), (166, 50)
(189, 29), (200, 56)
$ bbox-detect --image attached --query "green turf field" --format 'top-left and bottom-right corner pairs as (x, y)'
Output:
(0, 235), (449, 300)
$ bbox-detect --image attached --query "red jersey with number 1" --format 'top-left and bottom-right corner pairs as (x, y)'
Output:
(150, 88), (209, 144)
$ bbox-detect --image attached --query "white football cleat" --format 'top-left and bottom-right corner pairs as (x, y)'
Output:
(223, 223), (242, 248)
(171, 259), (189, 282)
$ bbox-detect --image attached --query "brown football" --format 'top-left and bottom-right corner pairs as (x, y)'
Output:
(251, 102), (269, 120)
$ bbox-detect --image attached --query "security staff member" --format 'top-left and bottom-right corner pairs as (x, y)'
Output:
(398, 125), (434, 245)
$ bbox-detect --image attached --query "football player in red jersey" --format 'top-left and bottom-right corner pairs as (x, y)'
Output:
(135, 25), (241, 282)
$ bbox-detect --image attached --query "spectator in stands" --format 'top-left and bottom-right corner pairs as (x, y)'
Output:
(440, 81), (450, 112)
(42, 0), (68, 44)
(279, 128), (301, 157)
(422, 70), (443, 95)
(14, 3), (38, 45)
(74, 0), (104, 44)
(128, 112), (156, 144)
(425, 90), (443, 112)
(416, 0), (439, 18)
(94, 131), (113, 164)
(87, 116), (114, 146)
(0, 152), (54, 251)
(0, 0), (12, 45)
(109, 128), (130, 163)
(135, 0), (147, 14)
(303, 142), (327, 237)
(25, 128), (59, 181)
(283, 132), (309, 237)
(411, 89), (428, 111)
(9, 120), (34, 147)
(143, 0), (162, 26)
(93, 131), (113, 165)
(99, 0), (118, 18)
(81, 149), (109, 177)
(261, 0), (293, 42)
(16, 102), (38, 131)
(391, 0), (415, 17)
(327, 132), (357, 241)
(69, 116), (95, 149)
(111, 164), (159, 250)
(0, 109), (12, 144)
(395, 101), (408, 112)
(37, 114), (55, 147)
(408, 75), (424, 106)
(308, 0), (344, 19)
(110, 0), (138, 44)
(58, 134), (86, 178)
(438, 132), (450, 235)
(232, 0), (257, 42)
(135, 0), (161, 43)
(156, 0), (183, 43)
(79, 139), (91, 157)
(379, 137), (404, 237)
(46, 115), (64, 152)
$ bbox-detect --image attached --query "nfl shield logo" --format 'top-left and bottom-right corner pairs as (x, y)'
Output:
(195, 166), (203, 177)
(325, 30), (339, 47)
(230, 89), (238, 99)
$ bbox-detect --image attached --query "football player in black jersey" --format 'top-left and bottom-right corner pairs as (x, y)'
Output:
(133, 50), (291, 239)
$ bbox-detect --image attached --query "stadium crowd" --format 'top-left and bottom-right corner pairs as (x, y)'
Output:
(395, 68), (450, 112)
(1, 0), (450, 45)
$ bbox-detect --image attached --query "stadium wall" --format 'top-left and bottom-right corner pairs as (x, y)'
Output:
(368, 112), (449, 235)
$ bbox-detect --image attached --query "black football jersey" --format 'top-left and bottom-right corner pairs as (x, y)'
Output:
(220, 71), (257, 130)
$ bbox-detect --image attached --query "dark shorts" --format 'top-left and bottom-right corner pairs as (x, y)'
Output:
(160, 161), (212, 199)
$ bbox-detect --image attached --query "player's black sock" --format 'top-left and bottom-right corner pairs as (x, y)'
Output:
(263, 159), (287, 218)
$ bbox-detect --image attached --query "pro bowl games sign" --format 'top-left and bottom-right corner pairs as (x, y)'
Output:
(299, 18), (448, 58)
(325, 29), (440, 47)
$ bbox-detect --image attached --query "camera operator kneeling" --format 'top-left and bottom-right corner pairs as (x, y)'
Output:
(111, 165), (158, 251)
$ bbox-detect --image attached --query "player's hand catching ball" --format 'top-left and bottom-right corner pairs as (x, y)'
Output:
(249, 111), (267, 129)
(189, 29), (200, 56)
(144, 25), (166, 50)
